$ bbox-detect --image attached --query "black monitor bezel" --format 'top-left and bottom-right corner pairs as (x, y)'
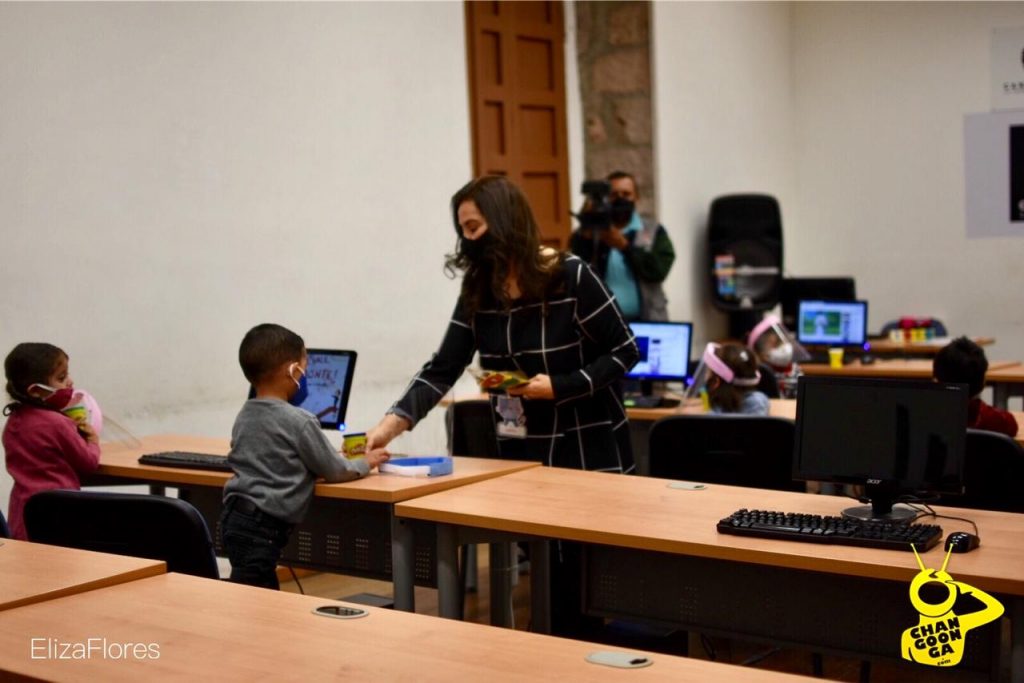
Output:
(795, 299), (869, 348)
(792, 376), (968, 495)
(626, 320), (693, 383)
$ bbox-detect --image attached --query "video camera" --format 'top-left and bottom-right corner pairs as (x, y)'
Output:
(575, 180), (612, 232)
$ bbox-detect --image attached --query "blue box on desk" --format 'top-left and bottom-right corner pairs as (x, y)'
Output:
(380, 456), (453, 477)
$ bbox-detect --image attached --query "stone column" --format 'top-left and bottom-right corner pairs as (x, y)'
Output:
(575, 0), (655, 217)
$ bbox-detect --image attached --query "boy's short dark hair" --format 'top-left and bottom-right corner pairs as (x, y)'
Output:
(933, 336), (987, 396)
(239, 324), (305, 384)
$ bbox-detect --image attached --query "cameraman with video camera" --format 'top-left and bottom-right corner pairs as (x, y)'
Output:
(570, 171), (675, 321)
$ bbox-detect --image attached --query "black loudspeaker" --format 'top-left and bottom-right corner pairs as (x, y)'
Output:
(708, 194), (783, 314)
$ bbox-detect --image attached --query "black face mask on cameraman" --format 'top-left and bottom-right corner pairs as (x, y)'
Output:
(609, 198), (635, 226)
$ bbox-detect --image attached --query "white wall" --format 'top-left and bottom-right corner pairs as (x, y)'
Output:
(790, 2), (1024, 355)
(0, 2), (473, 508)
(651, 1), (796, 346)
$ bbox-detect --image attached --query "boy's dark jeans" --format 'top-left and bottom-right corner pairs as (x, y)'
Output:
(219, 496), (293, 590)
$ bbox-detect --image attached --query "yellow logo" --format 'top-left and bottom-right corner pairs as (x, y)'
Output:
(901, 545), (1004, 667)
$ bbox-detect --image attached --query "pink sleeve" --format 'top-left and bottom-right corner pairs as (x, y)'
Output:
(55, 418), (101, 473)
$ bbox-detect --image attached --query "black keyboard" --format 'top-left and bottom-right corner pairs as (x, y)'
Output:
(139, 451), (233, 472)
(717, 508), (942, 551)
(624, 395), (682, 409)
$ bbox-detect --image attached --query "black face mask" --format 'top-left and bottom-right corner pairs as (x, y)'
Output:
(459, 232), (494, 262)
(610, 198), (635, 226)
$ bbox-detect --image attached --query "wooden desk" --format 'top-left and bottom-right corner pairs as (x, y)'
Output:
(987, 364), (1024, 410)
(0, 539), (165, 611)
(801, 358), (1020, 379)
(92, 435), (540, 615)
(866, 336), (994, 357)
(397, 467), (1024, 677)
(0, 573), (814, 682)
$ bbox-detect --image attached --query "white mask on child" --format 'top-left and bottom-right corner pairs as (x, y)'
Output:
(765, 343), (794, 368)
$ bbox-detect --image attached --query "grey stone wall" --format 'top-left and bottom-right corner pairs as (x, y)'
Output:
(575, 1), (655, 216)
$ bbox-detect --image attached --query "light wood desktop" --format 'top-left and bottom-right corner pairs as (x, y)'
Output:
(0, 538), (165, 611)
(0, 573), (816, 683)
(93, 435), (539, 615)
(396, 466), (1024, 676)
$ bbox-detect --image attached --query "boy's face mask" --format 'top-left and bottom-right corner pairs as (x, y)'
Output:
(28, 383), (75, 410)
(288, 363), (309, 407)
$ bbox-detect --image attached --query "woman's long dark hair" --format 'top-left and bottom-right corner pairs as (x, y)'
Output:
(445, 176), (563, 316)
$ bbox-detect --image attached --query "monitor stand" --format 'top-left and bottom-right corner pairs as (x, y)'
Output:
(841, 484), (917, 522)
(622, 379), (655, 397)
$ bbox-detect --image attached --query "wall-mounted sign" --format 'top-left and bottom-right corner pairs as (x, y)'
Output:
(991, 27), (1024, 111)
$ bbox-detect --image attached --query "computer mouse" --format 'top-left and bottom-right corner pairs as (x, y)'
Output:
(860, 354), (876, 365)
(945, 531), (981, 553)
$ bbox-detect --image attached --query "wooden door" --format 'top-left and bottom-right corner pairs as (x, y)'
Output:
(465, 0), (572, 248)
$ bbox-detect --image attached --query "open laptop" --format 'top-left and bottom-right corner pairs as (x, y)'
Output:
(247, 348), (357, 430)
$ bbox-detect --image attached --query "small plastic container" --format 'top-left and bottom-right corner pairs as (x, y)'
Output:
(380, 456), (454, 477)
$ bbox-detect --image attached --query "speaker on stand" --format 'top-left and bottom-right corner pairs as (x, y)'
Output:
(708, 194), (783, 340)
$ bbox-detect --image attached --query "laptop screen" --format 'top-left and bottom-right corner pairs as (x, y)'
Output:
(302, 349), (356, 430)
(248, 348), (356, 430)
(796, 300), (868, 347)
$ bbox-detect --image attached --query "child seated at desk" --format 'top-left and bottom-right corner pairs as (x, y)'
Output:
(221, 324), (388, 589)
(691, 342), (770, 416)
(2, 343), (100, 540)
(933, 336), (1018, 437)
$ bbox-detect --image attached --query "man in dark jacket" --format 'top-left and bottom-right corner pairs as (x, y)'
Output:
(570, 171), (675, 321)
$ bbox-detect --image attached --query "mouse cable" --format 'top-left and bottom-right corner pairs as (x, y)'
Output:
(901, 501), (979, 537)
(286, 564), (305, 595)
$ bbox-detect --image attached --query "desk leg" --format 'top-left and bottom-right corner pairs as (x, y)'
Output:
(390, 514), (415, 613)
(489, 542), (514, 628)
(1012, 597), (1023, 683)
(529, 540), (550, 634)
(436, 524), (461, 620)
(992, 383), (1011, 411)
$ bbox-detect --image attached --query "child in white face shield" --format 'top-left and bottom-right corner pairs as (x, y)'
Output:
(747, 316), (808, 399)
(687, 342), (770, 415)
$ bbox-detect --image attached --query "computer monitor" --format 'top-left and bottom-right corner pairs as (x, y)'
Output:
(780, 277), (856, 330)
(793, 376), (968, 521)
(796, 299), (868, 347)
(626, 321), (693, 389)
(247, 349), (356, 431)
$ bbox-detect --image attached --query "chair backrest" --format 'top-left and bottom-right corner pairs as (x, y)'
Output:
(756, 363), (781, 399)
(24, 490), (219, 578)
(446, 399), (499, 458)
(648, 415), (803, 492)
(938, 429), (1024, 513)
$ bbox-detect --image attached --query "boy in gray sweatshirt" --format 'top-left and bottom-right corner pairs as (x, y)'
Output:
(221, 323), (388, 589)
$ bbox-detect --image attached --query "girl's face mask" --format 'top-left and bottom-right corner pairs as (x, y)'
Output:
(28, 383), (75, 410)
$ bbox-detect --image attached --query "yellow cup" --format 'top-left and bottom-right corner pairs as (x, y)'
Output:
(342, 433), (367, 459)
(828, 347), (844, 368)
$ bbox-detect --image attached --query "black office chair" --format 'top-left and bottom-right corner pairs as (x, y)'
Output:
(938, 429), (1024, 513)
(648, 415), (803, 492)
(446, 399), (499, 458)
(0, 508), (9, 538)
(756, 363), (781, 399)
(24, 489), (220, 579)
